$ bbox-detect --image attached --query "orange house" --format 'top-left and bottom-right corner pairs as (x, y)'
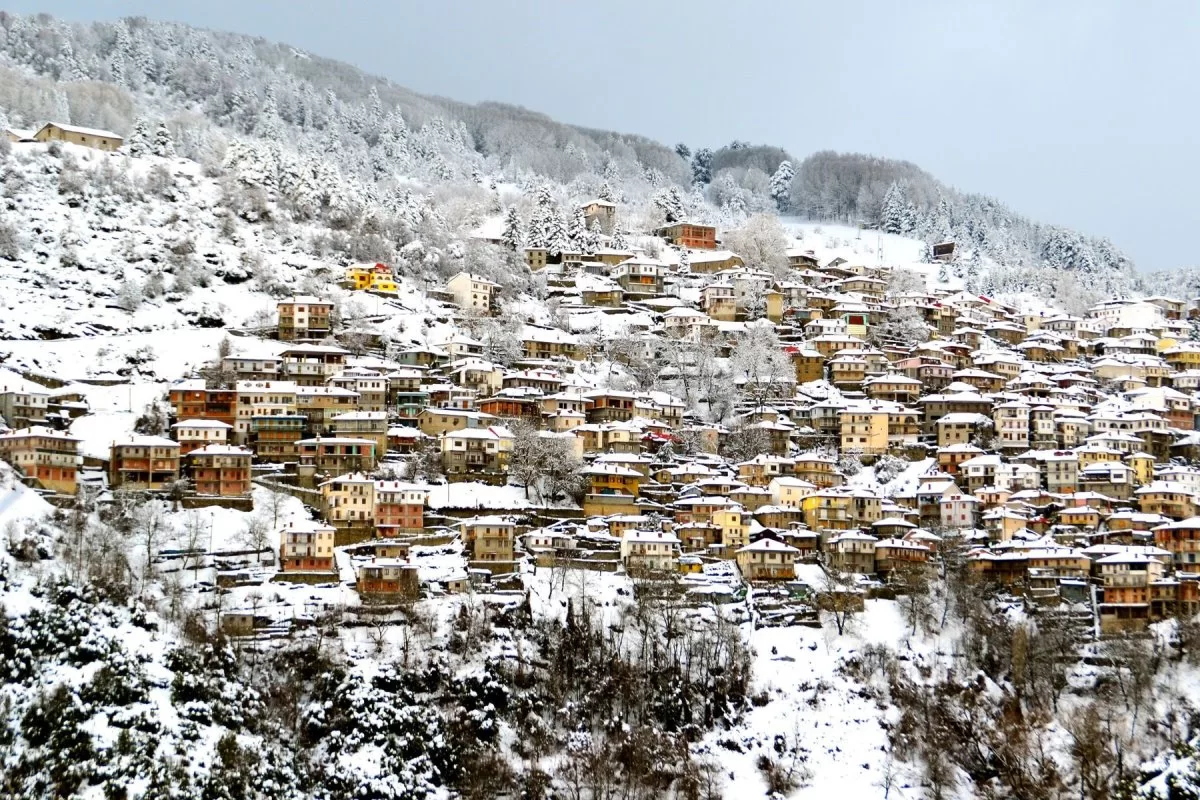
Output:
(188, 445), (253, 497)
(375, 482), (428, 536)
(657, 222), (717, 250)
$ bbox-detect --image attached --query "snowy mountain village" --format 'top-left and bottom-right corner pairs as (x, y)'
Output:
(2, 126), (1200, 647)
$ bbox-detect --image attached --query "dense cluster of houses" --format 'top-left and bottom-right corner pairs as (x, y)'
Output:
(9, 196), (1200, 632)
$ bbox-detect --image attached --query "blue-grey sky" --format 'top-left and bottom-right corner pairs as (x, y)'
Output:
(8, 1), (1197, 270)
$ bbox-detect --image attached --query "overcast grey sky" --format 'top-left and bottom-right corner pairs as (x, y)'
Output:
(7, 0), (1197, 270)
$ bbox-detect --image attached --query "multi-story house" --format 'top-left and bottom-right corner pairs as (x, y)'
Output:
(864, 373), (922, 404)
(0, 426), (81, 494)
(295, 386), (360, 434)
(828, 531), (879, 573)
(296, 437), (377, 477)
(0, 371), (49, 428)
(248, 414), (307, 462)
(276, 296), (334, 341)
(220, 356), (283, 382)
(873, 539), (931, 578)
(280, 345), (350, 386)
(993, 401), (1031, 450)
(171, 419), (232, 456)
(840, 405), (889, 455)
(936, 413), (991, 447)
(445, 272), (501, 315)
(109, 436), (181, 491)
(356, 560), (420, 599)
(375, 482), (428, 537)
(441, 427), (513, 476)
(735, 538), (800, 581)
(418, 408), (498, 437)
(656, 222), (717, 250)
(462, 516), (516, 567)
(621, 529), (682, 573)
(168, 381), (237, 429)
(234, 381), (298, 444)
(330, 411), (388, 463)
(612, 257), (667, 298)
(1137, 482), (1199, 521)
(1098, 552), (1166, 632)
(521, 326), (583, 360)
(279, 518), (337, 572)
(187, 444), (253, 497)
(329, 370), (388, 412)
(321, 473), (376, 529)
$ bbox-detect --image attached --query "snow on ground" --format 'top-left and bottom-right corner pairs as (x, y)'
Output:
(425, 481), (579, 511)
(847, 457), (936, 496)
(706, 596), (955, 798)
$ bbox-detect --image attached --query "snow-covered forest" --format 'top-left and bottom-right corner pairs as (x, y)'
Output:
(0, 12), (1146, 304)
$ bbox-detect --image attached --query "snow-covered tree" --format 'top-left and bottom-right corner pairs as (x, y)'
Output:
(730, 323), (792, 406)
(869, 305), (931, 348)
(585, 218), (601, 255)
(501, 206), (523, 251)
(124, 117), (151, 157)
(879, 181), (908, 234)
(691, 147), (713, 184)
(769, 160), (794, 213)
(723, 214), (788, 277)
(151, 121), (175, 158)
(652, 186), (685, 224)
(567, 206), (588, 252)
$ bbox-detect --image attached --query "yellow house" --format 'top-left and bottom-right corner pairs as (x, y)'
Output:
(34, 121), (123, 151)
(345, 263), (398, 293)
(1127, 452), (1155, 486)
(583, 464), (643, 516)
(768, 476), (817, 508)
(766, 290), (785, 323)
(1137, 483), (1199, 521)
(840, 406), (889, 455)
(801, 490), (854, 531)
(712, 505), (751, 552)
(1164, 342), (1200, 372)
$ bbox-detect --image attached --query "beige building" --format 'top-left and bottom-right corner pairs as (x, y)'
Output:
(277, 296), (334, 341)
(0, 371), (49, 428)
(446, 272), (502, 315)
(735, 538), (800, 581)
(279, 518), (337, 573)
(321, 473), (376, 529)
(34, 121), (122, 151)
(462, 516), (516, 568)
(109, 435), (181, 491)
(840, 406), (889, 455)
(0, 426), (81, 494)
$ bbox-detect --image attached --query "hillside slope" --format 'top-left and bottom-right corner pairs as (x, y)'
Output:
(0, 12), (1139, 305)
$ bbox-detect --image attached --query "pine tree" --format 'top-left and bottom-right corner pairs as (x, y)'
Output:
(879, 182), (906, 234)
(527, 185), (557, 249)
(585, 218), (601, 255)
(675, 143), (691, 160)
(769, 160), (794, 213)
(691, 148), (713, 185)
(598, 181), (615, 203)
(124, 117), (151, 157)
(567, 206), (588, 252)
(678, 247), (690, 273)
(152, 122), (175, 158)
(501, 206), (524, 251)
(653, 186), (684, 224)
(545, 208), (567, 256)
